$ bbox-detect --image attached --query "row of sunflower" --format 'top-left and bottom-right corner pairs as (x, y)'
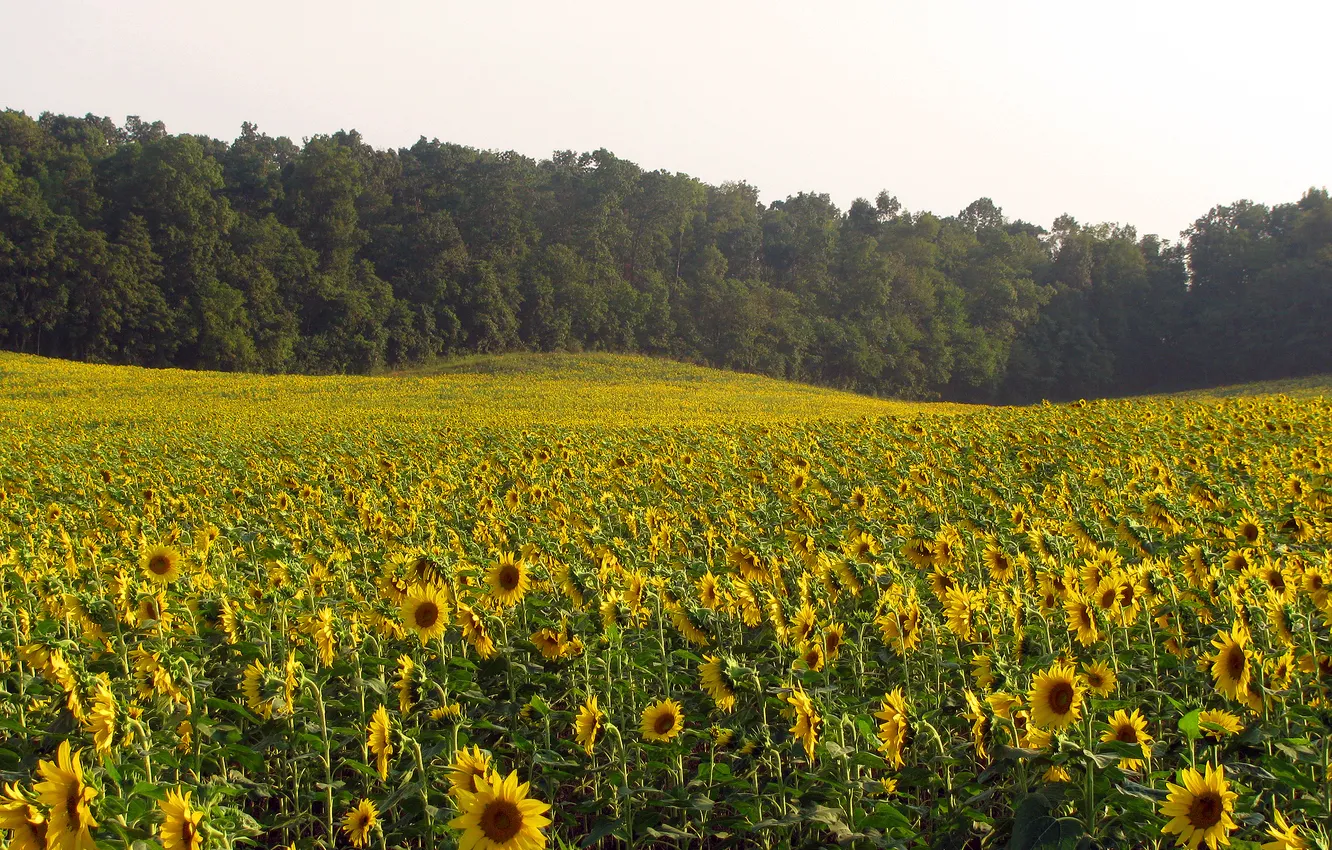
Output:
(1, 370), (1331, 848)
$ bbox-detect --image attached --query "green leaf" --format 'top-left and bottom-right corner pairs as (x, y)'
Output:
(1178, 709), (1202, 741)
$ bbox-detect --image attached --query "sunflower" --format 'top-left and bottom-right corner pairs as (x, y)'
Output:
(1209, 624), (1252, 704)
(368, 705), (393, 781)
(0, 783), (47, 850)
(35, 741), (98, 850)
(1064, 595), (1100, 647)
(822, 622), (846, 661)
(1100, 709), (1152, 769)
(85, 680), (116, 756)
(159, 789), (203, 850)
(1160, 763), (1237, 850)
(456, 602), (497, 659)
(873, 689), (909, 768)
(696, 570), (723, 610)
(640, 698), (685, 743)
(141, 545), (182, 584)
(1197, 709), (1243, 740)
(699, 656), (737, 712)
(448, 746), (494, 797)
(1082, 660), (1117, 696)
(395, 655), (417, 714)
(1261, 810), (1307, 850)
(402, 583), (449, 645)
(573, 695), (603, 755)
(984, 545), (1016, 583)
(798, 641), (826, 672)
(786, 686), (821, 762)
(962, 689), (991, 761)
(488, 551), (531, 607)
(1028, 663), (1084, 731)
(341, 799), (378, 848)
(448, 770), (552, 850)
(970, 653), (996, 690)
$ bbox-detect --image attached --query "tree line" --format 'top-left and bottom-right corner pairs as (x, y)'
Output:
(1, 109), (1329, 402)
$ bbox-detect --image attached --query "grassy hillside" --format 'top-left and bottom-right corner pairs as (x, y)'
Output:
(0, 351), (960, 430)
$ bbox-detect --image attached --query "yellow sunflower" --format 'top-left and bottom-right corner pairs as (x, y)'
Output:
(448, 770), (552, 850)
(640, 698), (685, 743)
(1209, 624), (1252, 704)
(341, 799), (378, 848)
(699, 656), (737, 712)
(1261, 810), (1307, 850)
(1082, 660), (1117, 696)
(368, 705), (393, 781)
(786, 686), (821, 762)
(35, 741), (98, 850)
(141, 545), (182, 584)
(573, 695), (603, 755)
(401, 583), (449, 645)
(448, 746), (494, 797)
(159, 789), (203, 850)
(1027, 663), (1085, 731)
(488, 552), (531, 607)
(1197, 709), (1243, 740)
(84, 681), (116, 756)
(1100, 709), (1152, 769)
(1160, 763), (1237, 850)
(0, 783), (47, 850)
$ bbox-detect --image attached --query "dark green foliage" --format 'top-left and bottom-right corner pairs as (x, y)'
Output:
(1, 108), (1329, 400)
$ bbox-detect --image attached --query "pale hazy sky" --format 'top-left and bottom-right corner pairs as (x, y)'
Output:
(4, 0), (1328, 240)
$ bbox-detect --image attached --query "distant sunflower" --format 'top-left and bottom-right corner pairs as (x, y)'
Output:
(1064, 595), (1100, 647)
(368, 705), (393, 781)
(488, 552), (530, 607)
(34, 741), (97, 850)
(641, 698), (685, 743)
(395, 655), (417, 714)
(402, 583), (449, 645)
(1028, 663), (1084, 731)
(573, 695), (603, 755)
(341, 799), (378, 848)
(1160, 763), (1237, 850)
(141, 545), (182, 584)
(448, 770), (552, 850)
(447, 746), (493, 797)
(159, 789), (203, 850)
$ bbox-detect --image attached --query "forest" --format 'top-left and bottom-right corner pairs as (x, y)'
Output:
(1, 108), (1329, 402)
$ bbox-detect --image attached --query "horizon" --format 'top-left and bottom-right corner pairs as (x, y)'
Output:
(4, 0), (1329, 241)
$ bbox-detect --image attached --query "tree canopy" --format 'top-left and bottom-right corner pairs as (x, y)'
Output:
(2, 109), (1329, 401)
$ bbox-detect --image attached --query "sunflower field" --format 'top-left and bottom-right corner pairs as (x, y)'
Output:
(1, 352), (1330, 850)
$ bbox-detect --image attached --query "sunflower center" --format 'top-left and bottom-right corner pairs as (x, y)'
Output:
(654, 712), (677, 735)
(1268, 572), (1285, 591)
(497, 565), (520, 591)
(182, 820), (196, 844)
(1048, 682), (1075, 715)
(1115, 724), (1139, 743)
(480, 799), (523, 843)
(1087, 672), (1105, 689)
(1225, 646), (1246, 680)
(148, 555), (172, 575)
(1099, 588), (1117, 608)
(1187, 791), (1222, 829)
(1242, 524), (1259, 543)
(414, 602), (439, 629)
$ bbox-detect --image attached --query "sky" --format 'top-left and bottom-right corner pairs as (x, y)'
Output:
(3, 0), (1329, 241)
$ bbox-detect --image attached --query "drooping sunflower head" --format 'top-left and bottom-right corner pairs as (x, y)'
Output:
(1027, 663), (1084, 731)
(0, 782), (48, 850)
(640, 698), (685, 743)
(699, 655), (738, 712)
